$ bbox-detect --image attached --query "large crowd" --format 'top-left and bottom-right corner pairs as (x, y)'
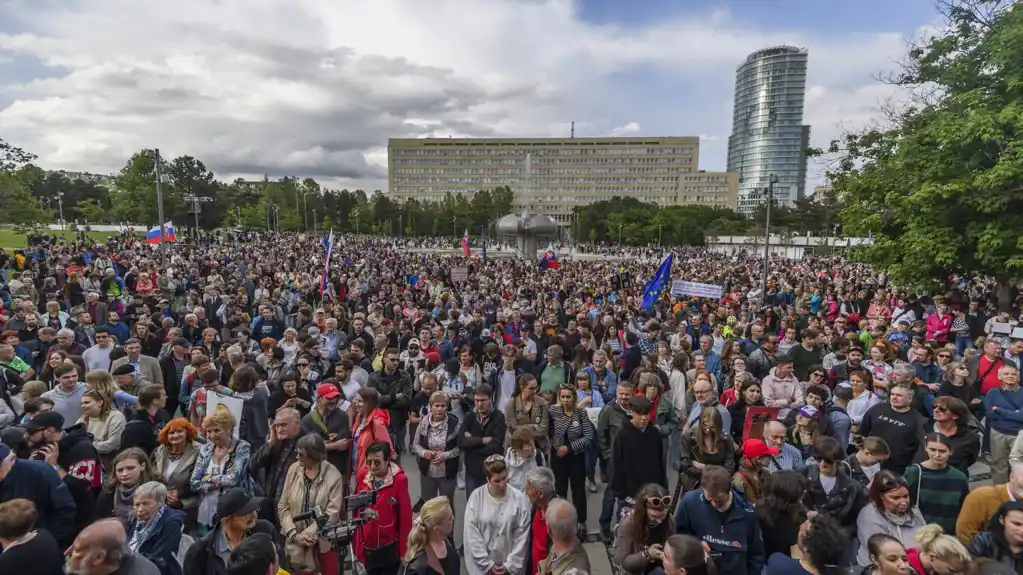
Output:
(0, 230), (1022, 575)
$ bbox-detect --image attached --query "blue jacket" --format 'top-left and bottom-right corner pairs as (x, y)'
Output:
(701, 350), (723, 382)
(674, 487), (765, 575)
(984, 387), (1023, 436)
(128, 507), (185, 575)
(102, 322), (131, 345)
(0, 459), (78, 547)
(582, 365), (619, 403)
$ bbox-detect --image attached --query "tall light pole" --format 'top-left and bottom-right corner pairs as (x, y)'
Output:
(760, 173), (779, 298)
(618, 223), (623, 245)
(142, 149), (167, 267)
(312, 209), (317, 234)
(56, 192), (65, 233)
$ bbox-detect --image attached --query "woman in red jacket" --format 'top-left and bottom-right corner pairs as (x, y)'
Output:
(354, 441), (412, 575)
(351, 388), (392, 477)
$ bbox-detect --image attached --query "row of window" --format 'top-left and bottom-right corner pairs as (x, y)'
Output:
(391, 146), (695, 156)
(391, 166), (693, 176)
(391, 156), (692, 165)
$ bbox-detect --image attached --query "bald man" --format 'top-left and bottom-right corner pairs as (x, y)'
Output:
(67, 519), (160, 575)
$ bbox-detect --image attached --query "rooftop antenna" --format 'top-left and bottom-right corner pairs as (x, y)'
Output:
(570, 121), (575, 138)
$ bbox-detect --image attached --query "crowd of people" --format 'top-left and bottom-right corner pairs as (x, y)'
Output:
(0, 231), (1022, 575)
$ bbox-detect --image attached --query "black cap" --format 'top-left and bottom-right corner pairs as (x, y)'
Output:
(111, 364), (135, 376)
(170, 338), (190, 349)
(216, 487), (263, 520)
(25, 411), (65, 432)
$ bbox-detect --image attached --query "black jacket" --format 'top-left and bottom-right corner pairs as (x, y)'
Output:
(611, 421), (667, 499)
(181, 520), (284, 575)
(248, 436), (299, 523)
(405, 539), (461, 575)
(967, 531), (1023, 574)
(415, 412), (461, 479)
(121, 409), (171, 455)
(58, 424), (101, 538)
(0, 459), (77, 547)
(456, 409), (506, 481)
(368, 369), (414, 427)
(798, 464), (866, 531)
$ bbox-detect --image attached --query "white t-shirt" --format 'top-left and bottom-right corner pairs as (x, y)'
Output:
(496, 370), (516, 413)
(163, 458), (181, 483)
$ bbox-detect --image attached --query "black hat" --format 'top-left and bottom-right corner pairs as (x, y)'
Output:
(216, 487), (263, 520)
(25, 411), (65, 432)
(111, 364), (135, 376)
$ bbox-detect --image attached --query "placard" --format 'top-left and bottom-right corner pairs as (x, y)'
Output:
(742, 406), (780, 442)
(450, 266), (468, 282)
(670, 280), (724, 299)
(208, 391), (245, 436)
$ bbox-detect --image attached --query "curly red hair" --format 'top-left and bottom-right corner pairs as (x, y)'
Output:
(158, 417), (199, 445)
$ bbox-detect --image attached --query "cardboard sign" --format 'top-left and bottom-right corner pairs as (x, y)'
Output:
(208, 391), (245, 436)
(743, 406), (780, 442)
(450, 266), (468, 282)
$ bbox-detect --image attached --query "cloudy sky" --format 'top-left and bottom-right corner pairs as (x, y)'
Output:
(0, 0), (939, 192)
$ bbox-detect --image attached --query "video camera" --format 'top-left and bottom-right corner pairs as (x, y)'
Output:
(292, 489), (379, 549)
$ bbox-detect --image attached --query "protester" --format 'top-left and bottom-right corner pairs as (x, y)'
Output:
(463, 455), (531, 575)
(124, 481), (185, 575)
(404, 496), (460, 575)
(353, 441), (412, 575)
(0, 498), (66, 575)
(278, 434), (344, 575)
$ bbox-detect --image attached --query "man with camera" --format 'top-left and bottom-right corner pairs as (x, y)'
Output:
(352, 441), (412, 575)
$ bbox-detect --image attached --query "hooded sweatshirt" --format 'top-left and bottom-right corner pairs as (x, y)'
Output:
(42, 382), (87, 428)
(463, 484), (532, 575)
(505, 446), (541, 493)
(352, 408), (391, 475)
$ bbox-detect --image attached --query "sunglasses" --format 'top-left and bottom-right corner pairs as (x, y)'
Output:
(933, 405), (948, 413)
(297, 363), (310, 367)
(878, 475), (908, 493)
(646, 495), (673, 509)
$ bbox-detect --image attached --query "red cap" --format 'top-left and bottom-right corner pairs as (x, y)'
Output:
(742, 439), (780, 460)
(316, 384), (341, 399)
(424, 351), (441, 365)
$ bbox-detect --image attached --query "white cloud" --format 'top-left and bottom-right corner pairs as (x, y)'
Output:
(0, 0), (937, 191)
(609, 122), (641, 137)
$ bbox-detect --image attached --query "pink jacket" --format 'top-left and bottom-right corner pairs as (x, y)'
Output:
(926, 313), (952, 343)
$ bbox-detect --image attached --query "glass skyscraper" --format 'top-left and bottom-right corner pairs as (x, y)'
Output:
(727, 46), (810, 215)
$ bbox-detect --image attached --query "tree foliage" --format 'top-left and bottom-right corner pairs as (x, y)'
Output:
(574, 197), (748, 245)
(825, 0), (1023, 289)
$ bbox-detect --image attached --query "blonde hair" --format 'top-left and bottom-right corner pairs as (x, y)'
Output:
(404, 496), (452, 562)
(20, 380), (48, 399)
(914, 524), (970, 570)
(203, 405), (236, 432)
(85, 370), (118, 400)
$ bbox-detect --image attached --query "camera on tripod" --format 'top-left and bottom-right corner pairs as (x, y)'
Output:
(292, 489), (379, 548)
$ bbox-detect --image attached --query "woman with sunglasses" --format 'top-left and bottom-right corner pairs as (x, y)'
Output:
(612, 483), (675, 575)
(856, 470), (926, 566)
(922, 396), (979, 476)
(938, 361), (984, 420)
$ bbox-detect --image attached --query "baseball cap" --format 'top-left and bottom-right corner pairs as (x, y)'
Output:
(216, 488), (263, 519)
(316, 384), (341, 399)
(25, 411), (65, 432)
(741, 439), (780, 460)
(407, 338), (420, 348)
(798, 405), (820, 420)
(112, 364), (135, 376)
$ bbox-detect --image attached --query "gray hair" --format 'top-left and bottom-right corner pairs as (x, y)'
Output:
(57, 328), (75, 339)
(545, 499), (578, 541)
(893, 362), (916, 380)
(525, 467), (556, 499)
(134, 481), (168, 504)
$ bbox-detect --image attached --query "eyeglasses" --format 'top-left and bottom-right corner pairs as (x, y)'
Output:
(878, 475), (908, 493)
(811, 372), (824, 378)
(646, 495), (673, 509)
(933, 405), (948, 413)
(297, 363), (310, 367)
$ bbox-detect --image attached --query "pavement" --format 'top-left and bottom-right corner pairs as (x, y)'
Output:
(395, 451), (996, 575)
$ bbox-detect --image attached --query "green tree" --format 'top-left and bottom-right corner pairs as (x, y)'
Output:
(824, 0), (1023, 295)
(0, 171), (49, 224)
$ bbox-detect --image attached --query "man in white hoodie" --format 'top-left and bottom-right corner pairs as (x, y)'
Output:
(463, 455), (531, 575)
(761, 354), (804, 420)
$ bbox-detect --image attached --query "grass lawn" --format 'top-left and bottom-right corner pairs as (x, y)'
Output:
(0, 229), (125, 250)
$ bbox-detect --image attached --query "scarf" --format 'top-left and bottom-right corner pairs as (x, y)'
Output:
(883, 508), (921, 528)
(128, 504), (167, 552)
(114, 484), (138, 523)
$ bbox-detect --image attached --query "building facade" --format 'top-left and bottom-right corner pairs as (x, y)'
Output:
(388, 137), (737, 225)
(727, 46), (810, 215)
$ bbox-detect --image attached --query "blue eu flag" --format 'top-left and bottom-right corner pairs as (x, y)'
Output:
(641, 253), (673, 310)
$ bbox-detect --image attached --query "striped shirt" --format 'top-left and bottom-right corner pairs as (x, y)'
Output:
(904, 464), (969, 535)
(549, 406), (594, 454)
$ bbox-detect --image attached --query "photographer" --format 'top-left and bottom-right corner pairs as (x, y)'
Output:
(278, 434), (344, 575)
(353, 441), (412, 575)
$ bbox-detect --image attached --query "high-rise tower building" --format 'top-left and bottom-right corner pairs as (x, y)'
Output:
(727, 46), (810, 215)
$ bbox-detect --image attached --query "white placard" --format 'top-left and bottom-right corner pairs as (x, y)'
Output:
(993, 322), (1013, 335)
(208, 391), (244, 436)
(1012, 327), (1023, 340)
(450, 266), (468, 282)
(670, 280), (724, 299)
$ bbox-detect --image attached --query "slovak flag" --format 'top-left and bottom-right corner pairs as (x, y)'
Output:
(145, 222), (176, 244)
(538, 242), (559, 271)
(461, 229), (471, 258)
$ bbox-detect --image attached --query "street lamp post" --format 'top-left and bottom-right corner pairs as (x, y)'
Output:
(142, 148), (167, 267)
(312, 209), (317, 234)
(56, 192), (65, 233)
(761, 174), (779, 298)
(618, 223), (623, 245)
